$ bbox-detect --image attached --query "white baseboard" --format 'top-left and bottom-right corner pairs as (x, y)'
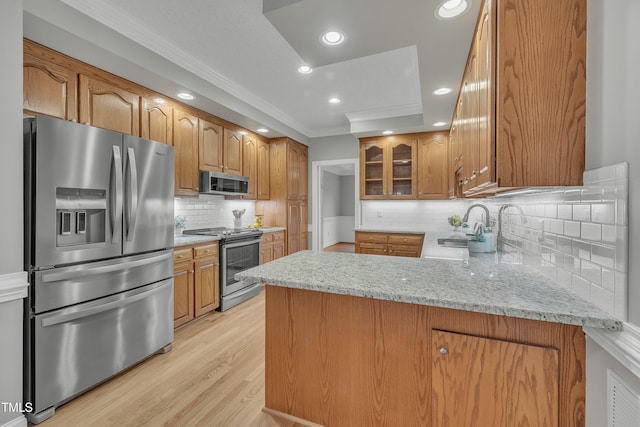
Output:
(0, 271), (28, 304)
(0, 415), (27, 427)
(585, 322), (640, 380)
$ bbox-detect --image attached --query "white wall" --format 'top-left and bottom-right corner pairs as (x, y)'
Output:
(584, 1), (640, 426)
(1, 1), (28, 426)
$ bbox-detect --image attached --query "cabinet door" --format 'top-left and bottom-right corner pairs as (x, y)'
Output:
(387, 245), (421, 258)
(356, 242), (387, 256)
(461, 53), (479, 194)
(173, 109), (199, 196)
(299, 146), (309, 200)
(388, 139), (417, 199)
(23, 48), (78, 121)
(173, 262), (194, 328)
(360, 140), (386, 199)
(261, 244), (274, 264)
(475, 0), (495, 190)
(79, 75), (140, 136)
(242, 134), (258, 200)
(141, 98), (172, 146)
(194, 257), (219, 316)
(300, 200), (308, 250)
(199, 119), (223, 173)
(257, 139), (270, 200)
(417, 132), (449, 200)
(432, 330), (559, 427)
(273, 240), (285, 260)
(287, 143), (301, 199)
(223, 127), (243, 175)
(448, 114), (461, 199)
(287, 202), (300, 255)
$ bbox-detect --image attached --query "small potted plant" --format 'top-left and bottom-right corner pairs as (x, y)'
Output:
(174, 215), (186, 235)
(467, 224), (487, 253)
(447, 214), (464, 232)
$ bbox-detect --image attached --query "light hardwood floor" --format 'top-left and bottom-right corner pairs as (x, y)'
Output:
(322, 242), (354, 253)
(39, 289), (305, 427)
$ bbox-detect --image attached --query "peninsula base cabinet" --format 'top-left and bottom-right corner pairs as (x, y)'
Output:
(265, 287), (585, 427)
(173, 242), (219, 328)
(261, 231), (286, 264)
(355, 231), (424, 257)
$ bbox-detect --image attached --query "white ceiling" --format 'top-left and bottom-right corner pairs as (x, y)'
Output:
(22, 0), (480, 143)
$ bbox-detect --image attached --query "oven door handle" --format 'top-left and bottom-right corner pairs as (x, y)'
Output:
(222, 238), (261, 249)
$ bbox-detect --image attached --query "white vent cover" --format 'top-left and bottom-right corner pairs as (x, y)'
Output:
(608, 369), (640, 427)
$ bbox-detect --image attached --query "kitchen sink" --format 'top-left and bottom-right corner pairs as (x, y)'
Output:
(437, 238), (469, 248)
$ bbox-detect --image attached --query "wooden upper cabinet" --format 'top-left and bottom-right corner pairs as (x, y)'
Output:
(198, 119), (223, 173)
(257, 138), (270, 200)
(242, 133), (258, 200)
(417, 132), (449, 200)
(285, 141), (308, 200)
(23, 43), (78, 121)
(141, 98), (172, 146)
(173, 109), (199, 196)
(79, 75), (140, 136)
(448, 112), (462, 199)
(223, 128), (243, 176)
(453, 0), (585, 196)
(360, 137), (416, 199)
(432, 329), (559, 427)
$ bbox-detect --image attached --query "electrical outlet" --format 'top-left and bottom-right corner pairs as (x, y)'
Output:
(377, 210), (383, 218)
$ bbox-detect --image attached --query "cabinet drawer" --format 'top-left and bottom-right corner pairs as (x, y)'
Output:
(173, 248), (193, 263)
(261, 233), (274, 244)
(194, 243), (218, 259)
(356, 232), (388, 244)
(388, 244), (422, 258)
(272, 231), (285, 241)
(388, 234), (424, 245)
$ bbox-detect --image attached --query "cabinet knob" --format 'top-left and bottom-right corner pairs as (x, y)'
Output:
(439, 347), (448, 355)
(177, 255), (183, 259)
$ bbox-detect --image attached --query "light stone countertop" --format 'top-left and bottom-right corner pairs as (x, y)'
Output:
(259, 226), (286, 233)
(173, 234), (220, 247)
(236, 250), (622, 331)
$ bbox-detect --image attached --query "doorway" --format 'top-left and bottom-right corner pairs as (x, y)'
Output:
(311, 158), (360, 252)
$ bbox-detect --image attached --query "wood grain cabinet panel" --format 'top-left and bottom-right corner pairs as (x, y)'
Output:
(452, 0), (586, 196)
(223, 127), (243, 176)
(194, 257), (219, 317)
(199, 119), (223, 173)
(257, 139), (270, 200)
(416, 131), (449, 200)
(355, 231), (424, 257)
(173, 260), (194, 328)
(23, 45), (78, 121)
(261, 231), (286, 264)
(141, 97), (172, 146)
(173, 109), (200, 196)
(242, 133), (258, 200)
(79, 75), (140, 136)
(432, 330), (559, 427)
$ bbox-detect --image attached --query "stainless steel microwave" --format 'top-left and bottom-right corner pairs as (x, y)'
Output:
(199, 171), (249, 196)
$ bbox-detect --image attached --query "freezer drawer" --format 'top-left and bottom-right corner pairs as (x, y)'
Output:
(32, 250), (173, 314)
(28, 279), (173, 422)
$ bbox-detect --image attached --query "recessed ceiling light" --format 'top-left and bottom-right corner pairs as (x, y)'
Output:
(436, 0), (469, 19)
(328, 97), (341, 104)
(433, 121), (448, 127)
(433, 87), (452, 95)
(382, 130), (394, 135)
(298, 65), (313, 74)
(153, 97), (167, 104)
(257, 128), (269, 133)
(321, 31), (346, 46)
(177, 92), (194, 100)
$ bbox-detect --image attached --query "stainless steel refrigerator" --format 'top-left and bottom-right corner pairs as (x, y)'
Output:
(23, 115), (175, 424)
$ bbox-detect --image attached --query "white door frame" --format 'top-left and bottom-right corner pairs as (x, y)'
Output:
(311, 158), (360, 251)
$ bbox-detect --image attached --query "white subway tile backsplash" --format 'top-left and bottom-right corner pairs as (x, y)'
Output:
(601, 267), (615, 292)
(592, 203), (615, 225)
(580, 259), (602, 285)
(557, 204), (573, 220)
(565, 221), (581, 238)
(590, 284), (615, 314)
(573, 204), (591, 221)
(581, 222), (602, 241)
(571, 275), (591, 300)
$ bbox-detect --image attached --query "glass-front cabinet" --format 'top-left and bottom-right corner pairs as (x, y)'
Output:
(360, 137), (416, 199)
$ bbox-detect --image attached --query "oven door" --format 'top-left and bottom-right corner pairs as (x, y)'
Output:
(220, 237), (261, 296)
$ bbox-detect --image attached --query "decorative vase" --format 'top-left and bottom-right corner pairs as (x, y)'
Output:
(452, 226), (462, 233)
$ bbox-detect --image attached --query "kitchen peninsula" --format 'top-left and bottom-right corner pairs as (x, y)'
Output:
(237, 251), (621, 427)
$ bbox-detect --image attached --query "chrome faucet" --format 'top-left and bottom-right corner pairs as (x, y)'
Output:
(462, 204), (491, 228)
(497, 204), (528, 240)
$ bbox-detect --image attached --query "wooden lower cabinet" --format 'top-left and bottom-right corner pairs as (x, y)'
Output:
(261, 230), (286, 264)
(265, 287), (585, 427)
(173, 242), (219, 328)
(355, 231), (424, 257)
(432, 330), (559, 427)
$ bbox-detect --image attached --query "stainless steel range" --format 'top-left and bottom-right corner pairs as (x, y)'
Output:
(183, 227), (263, 311)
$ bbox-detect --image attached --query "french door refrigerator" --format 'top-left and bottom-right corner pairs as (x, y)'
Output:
(23, 115), (175, 424)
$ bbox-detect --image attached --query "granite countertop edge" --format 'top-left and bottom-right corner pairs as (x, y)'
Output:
(237, 251), (622, 331)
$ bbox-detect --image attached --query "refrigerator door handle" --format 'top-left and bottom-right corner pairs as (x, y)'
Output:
(111, 145), (123, 244)
(41, 251), (173, 283)
(40, 281), (169, 327)
(125, 147), (139, 241)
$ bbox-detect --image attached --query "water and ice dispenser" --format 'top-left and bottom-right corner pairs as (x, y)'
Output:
(55, 187), (106, 247)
